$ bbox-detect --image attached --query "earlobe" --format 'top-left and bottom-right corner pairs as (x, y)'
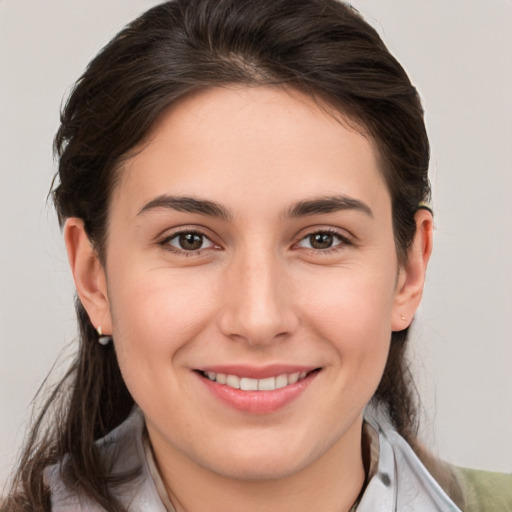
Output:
(391, 209), (433, 331)
(64, 218), (112, 334)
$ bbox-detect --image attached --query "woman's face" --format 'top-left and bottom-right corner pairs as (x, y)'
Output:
(77, 86), (422, 480)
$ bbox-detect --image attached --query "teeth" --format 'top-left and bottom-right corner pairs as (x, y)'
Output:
(225, 375), (240, 389)
(275, 374), (288, 389)
(258, 377), (276, 391)
(240, 377), (258, 391)
(288, 372), (299, 384)
(204, 370), (309, 391)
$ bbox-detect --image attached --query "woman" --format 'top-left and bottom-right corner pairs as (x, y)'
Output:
(2, 0), (511, 510)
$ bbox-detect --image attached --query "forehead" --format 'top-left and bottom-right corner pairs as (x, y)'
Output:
(115, 85), (389, 214)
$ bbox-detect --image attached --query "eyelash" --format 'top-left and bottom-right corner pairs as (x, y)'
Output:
(294, 228), (353, 254)
(158, 228), (353, 256)
(158, 229), (218, 256)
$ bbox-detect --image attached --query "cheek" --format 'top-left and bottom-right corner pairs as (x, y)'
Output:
(300, 267), (397, 334)
(107, 266), (220, 386)
(299, 267), (395, 382)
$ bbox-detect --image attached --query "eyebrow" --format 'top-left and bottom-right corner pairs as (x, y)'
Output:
(137, 194), (373, 221)
(286, 195), (373, 218)
(137, 195), (231, 220)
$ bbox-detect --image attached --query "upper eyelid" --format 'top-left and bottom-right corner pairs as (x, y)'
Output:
(294, 226), (354, 243)
(295, 231), (349, 248)
(300, 229), (346, 240)
(168, 233), (212, 243)
(156, 225), (217, 242)
(166, 231), (213, 242)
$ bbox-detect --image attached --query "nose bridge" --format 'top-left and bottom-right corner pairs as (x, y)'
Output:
(219, 239), (296, 345)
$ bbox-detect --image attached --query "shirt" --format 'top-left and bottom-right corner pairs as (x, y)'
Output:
(44, 406), (510, 511)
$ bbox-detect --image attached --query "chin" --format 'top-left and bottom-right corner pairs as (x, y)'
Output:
(196, 434), (322, 482)
(209, 453), (311, 481)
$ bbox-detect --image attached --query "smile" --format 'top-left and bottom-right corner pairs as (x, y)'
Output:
(196, 366), (321, 414)
(201, 371), (309, 391)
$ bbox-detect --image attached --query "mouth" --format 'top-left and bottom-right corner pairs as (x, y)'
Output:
(195, 366), (322, 414)
(198, 369), (317, 391)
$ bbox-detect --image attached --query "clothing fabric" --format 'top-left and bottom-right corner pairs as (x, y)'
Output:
(453, 466), (512, 512)
(43, 407), (512, 511)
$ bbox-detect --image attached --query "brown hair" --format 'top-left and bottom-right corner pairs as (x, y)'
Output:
(3, 0), (458, 510)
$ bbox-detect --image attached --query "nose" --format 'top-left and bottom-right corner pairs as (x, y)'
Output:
(218, 247), (299, 346)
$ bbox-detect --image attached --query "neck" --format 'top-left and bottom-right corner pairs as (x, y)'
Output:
(148, 419), (366, 512)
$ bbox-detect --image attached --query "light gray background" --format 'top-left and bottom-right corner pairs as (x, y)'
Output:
(1, 0), (511, 490)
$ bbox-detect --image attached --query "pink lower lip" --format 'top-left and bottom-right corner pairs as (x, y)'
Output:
(198, 371), (319, 414)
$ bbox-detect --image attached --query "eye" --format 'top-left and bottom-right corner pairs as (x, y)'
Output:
(296, 231), (347, 251)
(165, 231), (216, 252)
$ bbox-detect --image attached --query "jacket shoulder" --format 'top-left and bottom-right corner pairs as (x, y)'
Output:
(454, 466), (512, 512)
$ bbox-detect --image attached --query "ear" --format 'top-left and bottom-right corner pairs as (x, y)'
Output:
(391, 209), (433, 331)
(64, 218), (112, 335)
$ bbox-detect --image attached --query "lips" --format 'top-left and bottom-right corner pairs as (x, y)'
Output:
(195, 365), (321, 414)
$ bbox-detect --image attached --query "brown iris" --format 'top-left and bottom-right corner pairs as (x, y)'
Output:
(309, 233), (335, 250)
(178, 233), (204, 250)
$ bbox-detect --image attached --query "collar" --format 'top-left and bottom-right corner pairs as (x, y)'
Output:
(45, 406), (462, 511)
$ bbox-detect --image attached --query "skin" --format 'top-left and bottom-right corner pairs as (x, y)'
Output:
(65, 86), (433, 512)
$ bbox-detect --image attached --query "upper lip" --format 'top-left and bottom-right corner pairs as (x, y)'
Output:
(195, 364), (320, 379)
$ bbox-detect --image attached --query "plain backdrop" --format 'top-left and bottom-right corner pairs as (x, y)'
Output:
(1, 0), (511, 491)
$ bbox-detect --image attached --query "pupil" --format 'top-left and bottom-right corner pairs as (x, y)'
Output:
(179, 233), (203, 250)
(310, 233), (333, 249)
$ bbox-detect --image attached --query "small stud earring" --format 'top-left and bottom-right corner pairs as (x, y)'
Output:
(400, 315), (406, 321)
(97, 326), (112, 346)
